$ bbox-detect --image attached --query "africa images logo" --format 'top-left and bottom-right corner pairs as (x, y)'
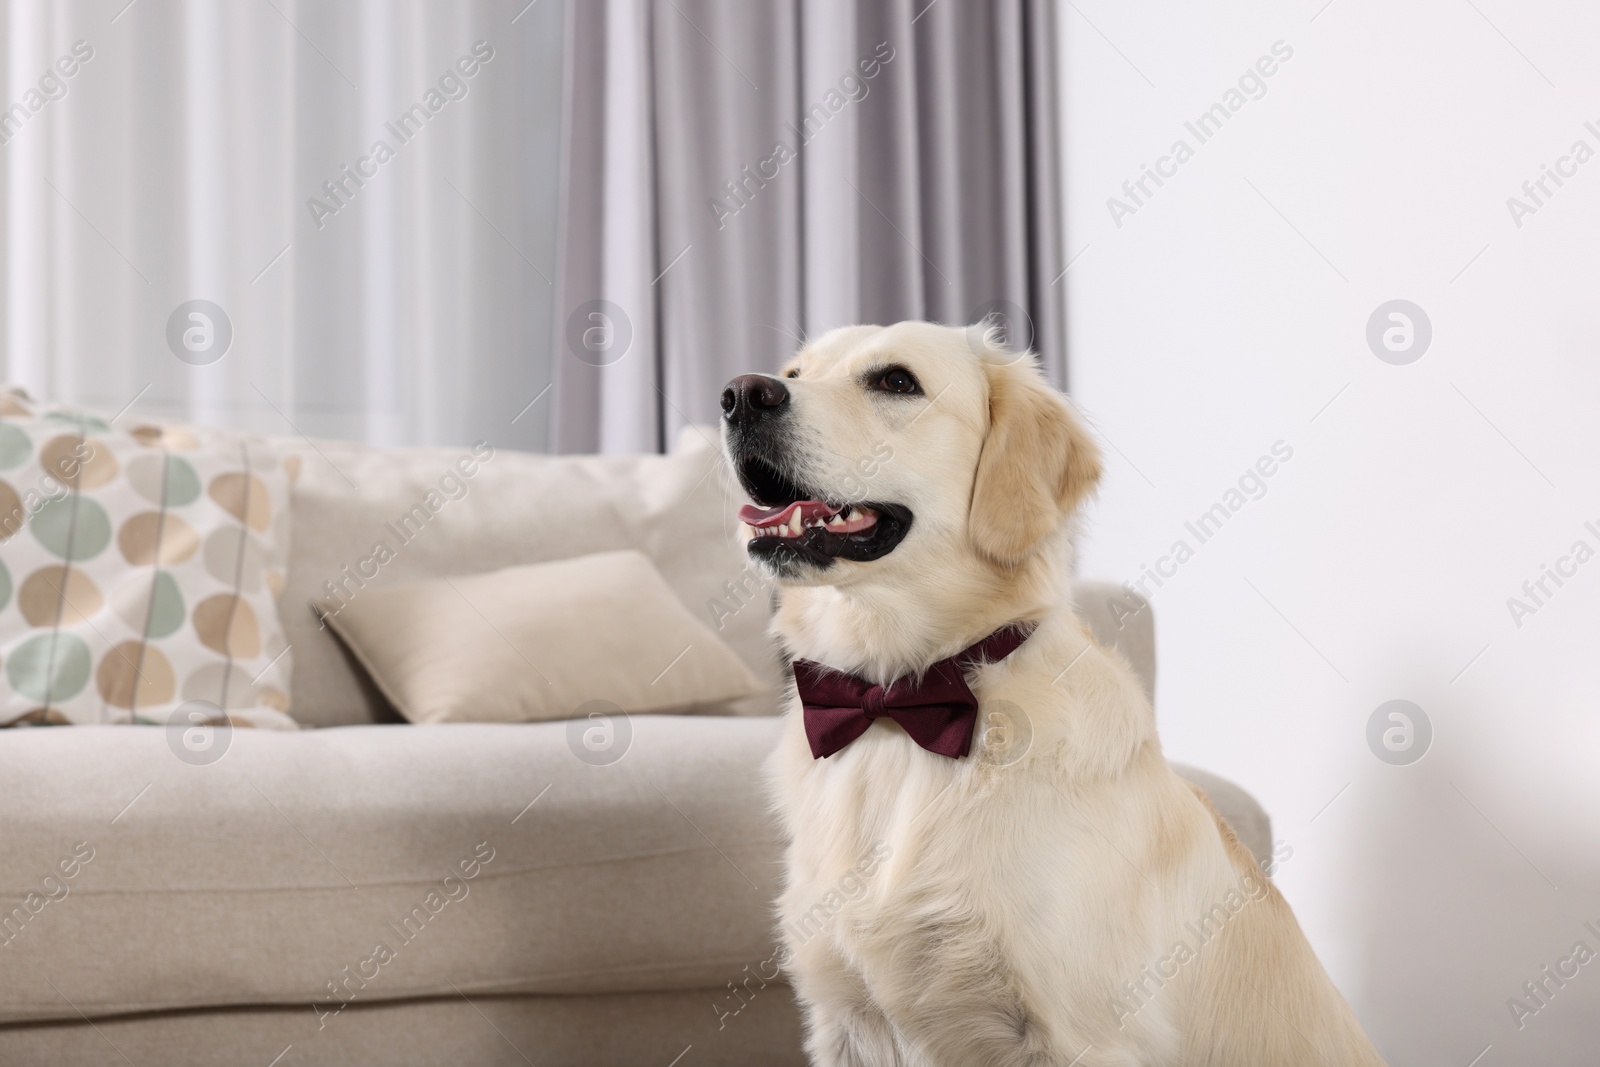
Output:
(166, 300), (233, 366)
(0, 40), (94, 147)
(1106, 40), (1294, 228)
(706, 42), (895, 230)
(306, 41), (495, 230)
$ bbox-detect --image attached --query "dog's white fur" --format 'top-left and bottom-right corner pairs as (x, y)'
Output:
(728, 323), (1387, 1066)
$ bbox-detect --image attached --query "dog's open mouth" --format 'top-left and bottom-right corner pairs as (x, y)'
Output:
(734, 456), (912, 566)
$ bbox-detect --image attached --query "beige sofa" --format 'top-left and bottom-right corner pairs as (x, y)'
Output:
(0, 431), (1269, 1066)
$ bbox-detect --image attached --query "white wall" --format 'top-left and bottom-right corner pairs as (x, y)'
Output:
(1061, 1), (1600, 1062)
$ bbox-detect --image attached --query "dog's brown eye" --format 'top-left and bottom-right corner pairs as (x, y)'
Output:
(783, 368), (800, 379)
(875, 368), (920, 394)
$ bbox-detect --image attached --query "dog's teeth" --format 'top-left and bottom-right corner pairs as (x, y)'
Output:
(788, 509), (803, 534)
(828, 514), (845, 528)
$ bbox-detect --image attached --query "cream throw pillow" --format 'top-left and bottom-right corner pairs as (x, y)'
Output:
(317, 550), (764, 724)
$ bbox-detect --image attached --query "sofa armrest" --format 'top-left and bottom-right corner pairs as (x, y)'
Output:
(1172, 764), (1273, 871)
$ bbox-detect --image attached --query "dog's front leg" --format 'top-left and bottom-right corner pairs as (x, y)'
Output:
(854, 914), (1085, 1067)
(787, 932), (917, 1067)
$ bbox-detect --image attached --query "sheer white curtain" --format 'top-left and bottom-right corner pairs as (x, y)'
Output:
(0, 0), (564, 451)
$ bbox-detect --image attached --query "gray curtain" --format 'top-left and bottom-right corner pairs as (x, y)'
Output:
(552, 0), (1066, 454)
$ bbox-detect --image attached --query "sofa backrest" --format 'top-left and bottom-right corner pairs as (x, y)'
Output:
(277, 431), (1155, 727)
(1075, 581), (1155, 707)
(277, 429), (779, 726)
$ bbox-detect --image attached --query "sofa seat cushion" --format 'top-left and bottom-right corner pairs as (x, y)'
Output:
(0, 718), (788, 1024)
(0, 718), (1271, 1026)
(0, 989), (809, 1067)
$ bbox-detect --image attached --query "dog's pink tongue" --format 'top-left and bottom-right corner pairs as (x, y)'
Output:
(738, 503), (788, 525)
(738, 500), (837, 527)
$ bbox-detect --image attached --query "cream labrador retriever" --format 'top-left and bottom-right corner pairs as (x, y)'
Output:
(720, 321), (1386, 1066)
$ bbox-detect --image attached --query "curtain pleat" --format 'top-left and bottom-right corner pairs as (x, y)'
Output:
(553, 0), (1068, 454)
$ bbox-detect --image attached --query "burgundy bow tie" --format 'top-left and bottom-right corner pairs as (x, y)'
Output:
(793, 624), (1036, 760)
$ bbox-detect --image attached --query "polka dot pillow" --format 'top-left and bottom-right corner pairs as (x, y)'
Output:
(0, 389), (297, 729)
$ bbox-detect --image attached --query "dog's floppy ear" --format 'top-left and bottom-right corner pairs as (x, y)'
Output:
(968, 360), (1102, 566)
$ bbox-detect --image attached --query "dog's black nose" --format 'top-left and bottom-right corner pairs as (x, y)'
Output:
(721, 374), (789, 420)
